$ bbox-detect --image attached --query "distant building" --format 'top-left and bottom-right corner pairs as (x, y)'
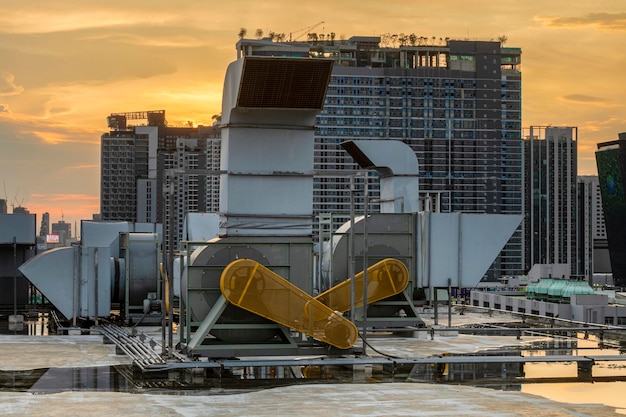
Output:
(0, 199), (6, 214)
(158, 136), (221, 250)
(595, 134), (626, 288)
(577, 176), (610, 280)
(523, 126), (578, 276)
(39, 212), (50, 238)
(51, 220), (71, 246)
(100, 110), (220, 250)
(237, 35), (523, 280)
(12, 206), (30, 215)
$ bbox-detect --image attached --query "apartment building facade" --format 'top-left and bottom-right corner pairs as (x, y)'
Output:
(237, 36), (523, 280)
(523, 126), (578, 276)
(578, 175), (610, 279)
(100, 111), (220, 249)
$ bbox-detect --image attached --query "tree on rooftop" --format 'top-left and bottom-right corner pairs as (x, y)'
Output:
(391, 34), (398, 47)
(238, 27), (247, 39)
(399, 33), (408, 47)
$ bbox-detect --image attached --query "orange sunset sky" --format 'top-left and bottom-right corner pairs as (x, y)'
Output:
(1, 0), (625, 236)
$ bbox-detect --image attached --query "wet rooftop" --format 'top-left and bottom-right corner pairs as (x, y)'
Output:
(0, 310), (624, 416)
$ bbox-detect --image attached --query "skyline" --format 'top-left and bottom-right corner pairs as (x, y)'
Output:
(1, 1), (625, 233)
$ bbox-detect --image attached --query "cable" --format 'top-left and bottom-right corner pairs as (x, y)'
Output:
(357, 332), (402, 359)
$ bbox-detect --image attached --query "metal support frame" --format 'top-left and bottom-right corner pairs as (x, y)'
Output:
(185, 295), (228, 352)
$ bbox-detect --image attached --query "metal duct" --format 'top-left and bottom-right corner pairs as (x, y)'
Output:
(341, 140), (420, 213)
(218, 57), (334, 236)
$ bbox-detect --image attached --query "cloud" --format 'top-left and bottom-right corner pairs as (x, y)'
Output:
(0, 72), (24, 96)
(30, 193), (98, 203)
(0, 9), (178, 34)
(83, 33), (206, 48)
(560, 94), (613, 106)
(0, 104), (9, 113)
(538, 12), (626, 31)
(63, 164), (99, 171)
(0, 111), (102, 146)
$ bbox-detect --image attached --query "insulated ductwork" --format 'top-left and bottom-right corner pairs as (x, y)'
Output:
(341, 140), (420, 213)
(218, 57), (334, 236)
(19, 222), (161, 321)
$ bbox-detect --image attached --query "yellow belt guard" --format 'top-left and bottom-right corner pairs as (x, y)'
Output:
(219, 258), (409, 349)
(220, 259), (358, 349)
(315, 258), (409, 312)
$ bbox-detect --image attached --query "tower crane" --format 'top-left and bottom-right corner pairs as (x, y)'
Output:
(289, 21), (325, 42)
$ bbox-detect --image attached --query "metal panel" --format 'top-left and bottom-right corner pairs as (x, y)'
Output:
(183, 213), (219, 242)
(221, 176), (313, 216)
(81, 220), (130, 249)
(223, 128), (314, 173)
(0, 214), (36, 244)
(18, 247), (76, 319)
(79, 246), (112, 317)
(420, 212), (522, 288)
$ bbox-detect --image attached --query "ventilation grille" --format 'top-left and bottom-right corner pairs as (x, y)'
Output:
(237, 57), (333, 110)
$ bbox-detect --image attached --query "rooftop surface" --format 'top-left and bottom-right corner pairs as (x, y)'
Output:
(0, 310), (623, 416)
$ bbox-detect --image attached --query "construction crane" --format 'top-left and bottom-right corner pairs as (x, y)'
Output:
(289, 21), (325, 42)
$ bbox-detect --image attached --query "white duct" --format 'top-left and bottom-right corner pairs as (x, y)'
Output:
(341, 140), (420, 213)
(218, 57), (334, 236)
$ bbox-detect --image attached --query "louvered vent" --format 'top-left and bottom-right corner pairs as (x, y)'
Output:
(237, 57), (333, 110)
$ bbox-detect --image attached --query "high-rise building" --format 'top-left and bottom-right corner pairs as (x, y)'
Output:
(101, 125), (155, 222)
(39, 212), (50, 238)
(236, 36), (523, 280)
(100, 110), (220, 249)
(51, 220), (71, 246)
(595, 134), (626, 287)
(159, 135), (221, 250)
(0, 199), (6, 214)
(523, 126), (578, 276)
(577, 176), (610, 279)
